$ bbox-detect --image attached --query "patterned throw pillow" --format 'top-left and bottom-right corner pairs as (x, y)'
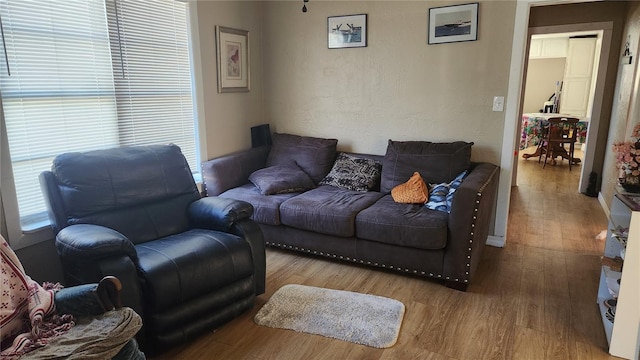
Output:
(425, 170), (468, 213)
(391, 172), (428, 204)
(319, 153), (382, 192)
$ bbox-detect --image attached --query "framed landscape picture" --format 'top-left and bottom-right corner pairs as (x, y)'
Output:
(216, 26), (250, 92)
(328, 14), (367, 49)
(428, 3), (478, 45)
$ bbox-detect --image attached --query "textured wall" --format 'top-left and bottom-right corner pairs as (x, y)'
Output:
(261, 1), (516, 165)
(194, 1), (265, 160)
(602, 2), (640, 208)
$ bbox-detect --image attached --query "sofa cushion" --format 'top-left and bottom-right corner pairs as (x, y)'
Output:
(355, 195), (448, 250)
(380, 140), (473, 193)
(391, 172), (428, 204)
(220, 184), (298, 225)
(249, 164), (315, 195)
(279, 185), (384, 237)
(266, 133), (338, 184)
(319, 152), (382, 192)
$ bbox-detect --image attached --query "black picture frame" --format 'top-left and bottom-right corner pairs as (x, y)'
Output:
(328, 14), (367, 49)
(428, 3), (478, 45)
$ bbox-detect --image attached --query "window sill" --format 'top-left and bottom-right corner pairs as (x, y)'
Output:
(11, 225), (55, 250)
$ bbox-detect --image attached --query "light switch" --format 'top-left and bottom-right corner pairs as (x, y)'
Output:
(493, 96), (504, 112)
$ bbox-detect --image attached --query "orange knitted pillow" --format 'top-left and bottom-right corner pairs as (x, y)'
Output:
(391, 172), (428, 204)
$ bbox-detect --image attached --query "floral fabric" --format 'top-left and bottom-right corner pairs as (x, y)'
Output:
(0, 236), (74, 358)
(519, 114), (588, 150)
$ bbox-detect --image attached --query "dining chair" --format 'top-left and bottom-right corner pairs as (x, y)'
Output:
(541, 117), (580, 170)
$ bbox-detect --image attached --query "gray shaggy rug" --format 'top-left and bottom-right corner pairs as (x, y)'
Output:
(254, 284), (405, 348)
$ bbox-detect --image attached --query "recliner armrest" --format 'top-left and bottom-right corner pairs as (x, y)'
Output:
(55, 224), (137, 262)
(188, 197), (254, 232)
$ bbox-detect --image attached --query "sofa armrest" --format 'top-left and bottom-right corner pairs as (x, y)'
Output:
(444, 163), (500, 287)
(189, 196), (254, 232)
(55, 224), (137, 262)
(202, 146), (270, 196)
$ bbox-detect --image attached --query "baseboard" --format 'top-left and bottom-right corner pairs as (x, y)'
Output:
(486, 235), (505, 248)
(598, 191), (610, 219)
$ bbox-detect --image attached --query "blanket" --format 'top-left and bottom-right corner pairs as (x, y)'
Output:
(0, 236), (74, 358)
(24, 307), (142, 359)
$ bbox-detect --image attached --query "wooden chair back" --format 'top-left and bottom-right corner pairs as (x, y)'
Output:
(542, 117), (580, 170)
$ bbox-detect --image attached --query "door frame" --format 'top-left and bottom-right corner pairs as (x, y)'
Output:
(491, 0), (612, 247)
(514, 22), (613, 192)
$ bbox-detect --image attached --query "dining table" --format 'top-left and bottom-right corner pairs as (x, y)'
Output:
(519, 113), (589, 162)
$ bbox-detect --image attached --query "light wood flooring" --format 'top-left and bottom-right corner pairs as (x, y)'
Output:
(155, 149), (613, 360)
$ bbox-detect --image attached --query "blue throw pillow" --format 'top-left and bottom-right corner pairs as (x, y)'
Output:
(425, 170), (467, 213)
(425, 183), (450, 212)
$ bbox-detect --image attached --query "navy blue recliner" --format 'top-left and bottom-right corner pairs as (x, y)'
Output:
(39, 144), (265, 354)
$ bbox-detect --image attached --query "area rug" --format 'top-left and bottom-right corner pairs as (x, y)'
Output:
(254, 284), (405, 348)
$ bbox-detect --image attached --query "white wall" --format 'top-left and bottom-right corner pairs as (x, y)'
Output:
(602, 2), (640, 207)
(261, 1), (517, 166)
(193, 1), (265, 160)
(523, 58), (566, 113)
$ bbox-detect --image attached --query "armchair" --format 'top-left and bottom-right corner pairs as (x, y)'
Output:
(39, 144), (266, 354)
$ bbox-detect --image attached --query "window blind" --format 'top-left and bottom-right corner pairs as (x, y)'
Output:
(0, 0), (119, 225)
(105, 0), (196, 169)
(0, 0), (197, 227)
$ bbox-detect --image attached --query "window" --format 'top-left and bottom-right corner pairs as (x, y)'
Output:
(0, 0), (197, 229)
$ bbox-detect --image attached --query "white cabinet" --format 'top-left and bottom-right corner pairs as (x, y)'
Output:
(529, 38), (568, 59)
(597, 192), (640, 359)
(560, 38), (597, 118)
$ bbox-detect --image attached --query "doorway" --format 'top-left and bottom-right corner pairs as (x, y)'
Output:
(515, 28), (605, 192)
(493, 0), (619, 248)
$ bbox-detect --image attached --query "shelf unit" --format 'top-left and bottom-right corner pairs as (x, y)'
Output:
(597, 192), (640, 359)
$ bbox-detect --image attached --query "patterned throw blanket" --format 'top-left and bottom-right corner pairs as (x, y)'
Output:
(0, 236), (74, 358)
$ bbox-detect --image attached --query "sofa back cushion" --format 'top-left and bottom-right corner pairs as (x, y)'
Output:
(266, 133), (338, 184)
(380, 140), (473, 193)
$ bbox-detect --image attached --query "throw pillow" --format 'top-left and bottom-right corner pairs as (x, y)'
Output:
(266, 133), (338, 184)
(391, 172), (428, 204)
(425, 183), (450, 212)
(425, 170), (468, 213)
(380, 140), (473, 193)
(319, 153), (382, 192)
(249, 164), (315, 195)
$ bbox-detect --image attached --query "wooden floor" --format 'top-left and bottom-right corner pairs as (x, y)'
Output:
(155, 149), (614, 360)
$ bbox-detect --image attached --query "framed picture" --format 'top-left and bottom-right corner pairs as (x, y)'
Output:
(328, 14), (367, 49)
(216, 26), (250, 92)
(428, 3), (478, 45)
